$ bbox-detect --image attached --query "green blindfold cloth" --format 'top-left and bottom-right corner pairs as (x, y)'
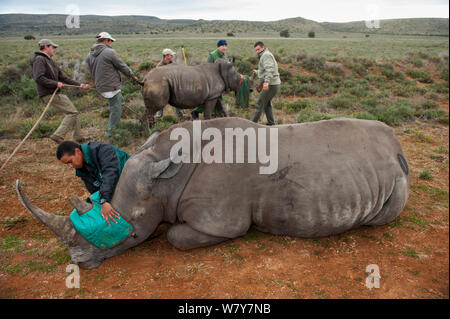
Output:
(70, 191), (134, 249)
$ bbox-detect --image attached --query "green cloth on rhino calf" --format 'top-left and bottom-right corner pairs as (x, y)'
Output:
(70, 191), (133, 249)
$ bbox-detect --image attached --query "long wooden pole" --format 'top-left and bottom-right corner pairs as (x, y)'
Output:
(0, 88), (59, 171)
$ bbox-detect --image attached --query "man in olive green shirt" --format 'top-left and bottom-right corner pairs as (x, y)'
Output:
(251, 41), (281, 126)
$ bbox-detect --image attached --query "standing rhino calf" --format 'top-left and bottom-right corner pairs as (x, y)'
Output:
(17, 118), (410, 269)
(141, 60), (248, 127)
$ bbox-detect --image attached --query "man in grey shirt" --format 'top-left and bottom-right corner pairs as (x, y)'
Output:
(86, 32), (139, 137)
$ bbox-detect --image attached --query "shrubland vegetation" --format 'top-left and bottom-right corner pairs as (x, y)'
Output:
(0, 34), (448, 147)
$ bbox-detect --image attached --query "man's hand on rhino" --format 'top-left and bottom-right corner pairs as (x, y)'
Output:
(101, 202), (120, 225)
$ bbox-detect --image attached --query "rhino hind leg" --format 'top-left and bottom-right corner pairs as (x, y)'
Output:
(365, 176), (409, 226)
(167, 223), (229, 250)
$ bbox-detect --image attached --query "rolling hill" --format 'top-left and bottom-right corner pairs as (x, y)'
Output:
(0, 14), (448, 37)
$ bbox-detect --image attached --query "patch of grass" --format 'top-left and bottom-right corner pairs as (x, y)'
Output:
(383, 233), (394, 241)
(388, 217), (403, 228)
(436, 146), (448, 154)
(1, 216), (30, 229)
(419, 169), (433, 180)
(296, 106), (334, 123)
(23, 260), (57, 274)
(402, 247), (419, 258)
(1, 235), (24, 251)
(411, 131), (433, 143)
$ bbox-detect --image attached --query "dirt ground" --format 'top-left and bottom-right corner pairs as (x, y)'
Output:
(0, 118), (448, 299)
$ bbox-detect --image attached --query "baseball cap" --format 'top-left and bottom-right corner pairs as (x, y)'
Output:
(38, 39), (59, 48)
(162, 48), (176, 56)
(96, 32), (116, 42)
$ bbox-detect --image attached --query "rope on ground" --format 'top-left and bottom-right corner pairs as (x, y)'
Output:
(0, 87), (59, 171)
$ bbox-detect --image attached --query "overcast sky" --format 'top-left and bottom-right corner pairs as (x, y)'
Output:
(0, 0), (448, 22)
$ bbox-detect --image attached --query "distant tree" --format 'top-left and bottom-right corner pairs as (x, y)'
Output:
(227, 32), (235, 37)
(365, 34), (370, 38)
(308, 31), (315, 38)
(280, 29), (290, 38)
(24, 35), (35, 40)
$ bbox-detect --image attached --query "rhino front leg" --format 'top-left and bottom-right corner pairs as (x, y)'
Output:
(167, 223), (229, 250)
(141, 107), (155, 131)
(203, 99), (217, 120)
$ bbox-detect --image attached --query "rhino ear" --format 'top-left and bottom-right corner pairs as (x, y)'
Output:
(149, 158), (182, 179)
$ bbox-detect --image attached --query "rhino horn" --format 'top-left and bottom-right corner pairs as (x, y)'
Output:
(16, 180), (77, 244)
(69, 197), (93, 215)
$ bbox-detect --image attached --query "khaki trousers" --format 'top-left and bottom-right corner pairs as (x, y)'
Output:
(41, 94), (81, 140)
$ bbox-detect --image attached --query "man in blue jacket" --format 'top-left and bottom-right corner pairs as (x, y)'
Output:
(56, 141), (130, 225)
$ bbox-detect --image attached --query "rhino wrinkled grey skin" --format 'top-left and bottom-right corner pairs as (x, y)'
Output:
(141, 60), (245, 126)
(17, 118), (410, 269)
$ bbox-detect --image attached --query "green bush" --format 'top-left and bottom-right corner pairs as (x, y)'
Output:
(440, 68), (449, 82)
(138, 61), (155, 72)
(328, 92), (356, 109)
(17, 75), (37, 100)
(411, 57), (424, 67)
(119, 120), (145, 137)
(372, 100), (415, 125)
(406, 69), (433, 83)
(420, 100), (439, 109)
(301, 55), (326, 74)
(110, 128), (132, 147)
(235, 60), (252, 74)
(20, 120), (61, 139)
(326, 65), (345, 76)
(280, 29), (290, 38)
(308, 31), (315, 38)
(121, 78), (141, 99)
(286, 99), (315, 113)
(353, 112), (377, 121)
(278, 68), (292, 82)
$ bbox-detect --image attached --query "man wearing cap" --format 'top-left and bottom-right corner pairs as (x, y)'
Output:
(31, 39), (90, 144)
(155, 48), (185, 120)
(190, 39), (228, 120)
(251, 41), (280, 126)
(86, 32), (140, 138)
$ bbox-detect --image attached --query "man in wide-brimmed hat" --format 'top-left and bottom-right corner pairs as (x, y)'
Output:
(86, 32), (140, 138)
(31, 39), (90, 144)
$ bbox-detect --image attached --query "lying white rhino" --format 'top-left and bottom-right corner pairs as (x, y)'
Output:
(17, 117), (410, 269)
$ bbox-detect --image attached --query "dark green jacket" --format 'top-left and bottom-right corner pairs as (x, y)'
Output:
(76, 142), (130, 203)
(207, 49), (226, 63)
